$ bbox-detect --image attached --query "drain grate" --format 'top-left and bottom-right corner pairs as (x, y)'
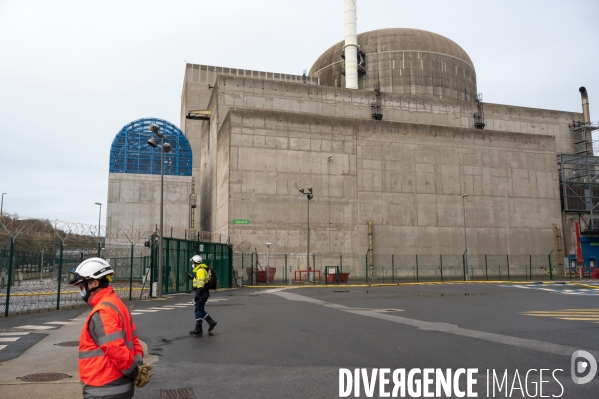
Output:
(161, 387), (195, 399)
(18, 373), (72, 382)
(54, 341), (80, 347)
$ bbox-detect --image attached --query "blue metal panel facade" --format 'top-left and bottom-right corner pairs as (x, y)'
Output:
(109, 118), (192, 176)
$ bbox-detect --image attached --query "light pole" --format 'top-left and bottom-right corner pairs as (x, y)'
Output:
(462, 194), (469, 280)
(1, 193), (6, 216)
(266, 242), (271, 285)
(148, 123), (172, 298)
(299, 187), (314, 282)
(95, 202), (102, 257)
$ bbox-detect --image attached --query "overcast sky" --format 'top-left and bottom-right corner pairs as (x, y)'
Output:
(1, 0), (598, 227)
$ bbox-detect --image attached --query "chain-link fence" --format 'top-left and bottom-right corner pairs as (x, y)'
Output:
(0, 214), (230, 317)
(232, 251), (566, 285)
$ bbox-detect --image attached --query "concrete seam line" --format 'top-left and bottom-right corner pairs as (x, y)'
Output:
(268, 290), (598, 359)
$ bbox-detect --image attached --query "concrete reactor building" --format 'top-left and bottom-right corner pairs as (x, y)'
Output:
(108, 1), (597, 277)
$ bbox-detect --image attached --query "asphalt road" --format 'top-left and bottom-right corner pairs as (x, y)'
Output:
(2, 282), (599, 398)
(128, 282), (599, 398)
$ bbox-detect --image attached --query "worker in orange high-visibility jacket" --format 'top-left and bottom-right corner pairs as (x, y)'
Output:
(69, 257), (153, 398)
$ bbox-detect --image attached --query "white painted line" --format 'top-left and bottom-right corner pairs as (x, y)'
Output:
(0, 345), (6, 350)
(131, 312), (143, 315)
(44, 321), (71, 325)
(134, 310), (160, 313)
(147, 307), (172, 310)
(269, 289), (599, 359)
(0, 332), (29, 336)
(0, 337), (20, 342)
(15, 325), (55, 330)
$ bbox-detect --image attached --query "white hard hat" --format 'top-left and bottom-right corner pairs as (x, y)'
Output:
(68, 257), (114, 285)
(190, 255), (203, 264)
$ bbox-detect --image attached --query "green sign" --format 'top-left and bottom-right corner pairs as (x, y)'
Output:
(233, 219), (250, 224)
(591, 242), (599, 246)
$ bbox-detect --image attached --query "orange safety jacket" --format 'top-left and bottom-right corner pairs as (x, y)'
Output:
(78, 286), (143, 398)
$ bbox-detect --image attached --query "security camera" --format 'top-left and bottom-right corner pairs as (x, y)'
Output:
(163, 142), (172, 152)
(307, 187), (312, 193)
(299, 188), (305, 193)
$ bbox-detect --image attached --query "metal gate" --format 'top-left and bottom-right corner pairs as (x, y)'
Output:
(149, 236), (232, 295)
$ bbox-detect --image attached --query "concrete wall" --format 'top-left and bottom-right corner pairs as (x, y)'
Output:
(180, 73), (576, 259)
(106, 173), (193, 236)
(220, 108), (561, 257)
(187, 75), (579, 154)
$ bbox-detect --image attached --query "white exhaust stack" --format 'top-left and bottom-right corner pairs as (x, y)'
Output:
(344, 0), (358, 89)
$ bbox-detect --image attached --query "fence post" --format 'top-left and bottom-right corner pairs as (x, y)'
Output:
(313, 253), (316, 284)
(251, 252), (254, 285)
(284, 254), (287, 285)
(56, 240), (64, 310)
(529, 254), (532, 281)
(365, 253), (368, 284)
(440, 255), (443, 282)
(549, 253), (553, 281)
(392, 254), (395, 283)
(507, 255), (510, 281)
(4, 237), (15, 317)
(416, 254), (419, 283)
(129, 244), (134, 301)
(340, 254), (343, 281)
(97, 242), (101, 258)
(175, 240), (181, 293)
(485, 255), (488, 281)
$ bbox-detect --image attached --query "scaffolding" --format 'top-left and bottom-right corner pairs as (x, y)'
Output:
(558, 154), (599, 232)
(570, 121), (598, 155)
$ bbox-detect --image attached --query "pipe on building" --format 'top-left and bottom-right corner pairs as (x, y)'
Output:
(344, 0), (358, 89)
(367, 220), (373, 277)
(580, 87), (590, 124)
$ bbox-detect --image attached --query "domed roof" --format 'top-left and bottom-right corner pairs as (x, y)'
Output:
(310, 28), (474, 75)
(109, 118), (192, 176)
(309, 28), (477, 101)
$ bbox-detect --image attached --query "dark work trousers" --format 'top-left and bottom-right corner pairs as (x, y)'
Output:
(194, 289), (210, 324)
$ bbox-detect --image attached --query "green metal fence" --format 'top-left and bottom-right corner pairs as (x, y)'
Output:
(232, 252), (567, 285)
(149, 237), (233, 295)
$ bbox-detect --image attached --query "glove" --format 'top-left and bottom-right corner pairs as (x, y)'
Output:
(187, 272), (194, 280)
(133, 364), (154, 388)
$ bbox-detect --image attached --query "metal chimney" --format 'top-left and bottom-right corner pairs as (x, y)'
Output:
(580, 86), (590, 124)
(344, 0), (358, 89)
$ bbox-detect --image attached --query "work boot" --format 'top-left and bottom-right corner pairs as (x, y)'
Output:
(189, 324), (203, 335)
(206, 316), (217, 332)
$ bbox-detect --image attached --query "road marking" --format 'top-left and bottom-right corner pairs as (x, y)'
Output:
(507, 284), (599, 296)
(0, 337), (21, 342)
(134, 309), (160, 313)
(267, 289), (598, 359)
(15, 325), (55, 330)
(44, 321), (71, 325)
(131, 312), (143, 315)
(0, 332), (29, 336)
(0, 345), (6, 350)
(522, 308), (599, 323)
